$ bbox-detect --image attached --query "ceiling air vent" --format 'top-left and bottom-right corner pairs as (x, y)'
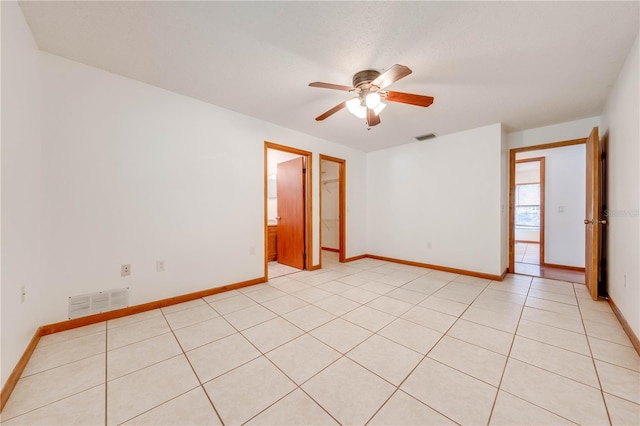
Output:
(415, 133), (437, 141)
(68, 287), (129, 319)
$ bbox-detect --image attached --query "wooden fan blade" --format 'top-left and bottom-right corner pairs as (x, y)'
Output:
(367, 108), (381, 127)
(371, 64), (412, 89)
(385, 91), (434, 107)
(309, 82), (354, 91)
(315, 101), (347, 121)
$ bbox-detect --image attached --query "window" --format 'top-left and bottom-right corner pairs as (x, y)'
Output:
(515, 184), (540, 228)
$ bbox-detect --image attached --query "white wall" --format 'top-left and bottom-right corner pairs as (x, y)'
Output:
(508, 116), (600, 149)
(519, 145), (586, 267)
(601, 33), (639, 339)
(1, 3), (368, 387)
(367, 123), (506, 276)
(37, 52), (367, 325)
(515, 230), (540, 243)
(0, 1), (44, 388)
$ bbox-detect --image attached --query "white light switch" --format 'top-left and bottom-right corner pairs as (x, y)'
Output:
(558, 206), (565, 213)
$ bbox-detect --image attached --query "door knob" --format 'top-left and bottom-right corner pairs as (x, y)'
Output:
(584, 219), (608, 225)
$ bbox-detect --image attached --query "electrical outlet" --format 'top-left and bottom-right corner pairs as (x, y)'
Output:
(156, 261), (165, 272)
(121, 264), (131, 277)
(21, 285), (26, 303)
(624, 274), (627, 288)
(249, 246), (256, 255)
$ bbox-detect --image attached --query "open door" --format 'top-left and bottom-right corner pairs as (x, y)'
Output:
(276, 157), (306, 269)
(320, 155), (346, 265)
(585, 127), (603, 300)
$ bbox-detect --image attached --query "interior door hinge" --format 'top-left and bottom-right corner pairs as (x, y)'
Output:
(302, 168), (307, 173)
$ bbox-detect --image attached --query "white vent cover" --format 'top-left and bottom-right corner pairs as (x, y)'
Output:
(68, 288), (129, 319)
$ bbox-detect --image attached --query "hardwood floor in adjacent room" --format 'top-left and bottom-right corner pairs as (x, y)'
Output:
(514, 242), (585, 284)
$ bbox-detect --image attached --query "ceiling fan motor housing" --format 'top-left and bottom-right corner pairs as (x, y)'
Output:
(352, 70), (381, 89)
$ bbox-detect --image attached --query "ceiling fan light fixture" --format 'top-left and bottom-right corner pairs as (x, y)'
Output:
(353, 105), (367, 119)
(346, 97), (360, 114)
(365, 92), (381, 109)
(346, 97), (367, 118)
(373, 102), (386, 116)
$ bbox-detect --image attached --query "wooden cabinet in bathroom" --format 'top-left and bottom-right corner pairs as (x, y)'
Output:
(267, 225), (277, 262)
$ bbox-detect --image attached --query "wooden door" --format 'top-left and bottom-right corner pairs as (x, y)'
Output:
(585, 127), (601, 300)
(276, 157), (305, 269)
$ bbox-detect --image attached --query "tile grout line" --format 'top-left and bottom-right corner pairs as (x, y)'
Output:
(106, 304), (225, 425)
(254, 261), (440, 424)
(0, 385), (105, 423)
(1, 322), (108, 423)
(258, 271), (380, 423)
(485, 274), (533, 425)
(204, 294), (317, 424)
(16, 330), (109, 380)
(298, 261), (443, 425)
(513, 334), (601, 367)
(573, 284), (614, 425)
(161, 299), (227, 426)
(215, 284), (344, 425)
(486, 278), (605, 425)
(363, 276), (496, 425)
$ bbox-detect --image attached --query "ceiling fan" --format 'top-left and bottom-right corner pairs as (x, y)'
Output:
(309, 64), (434, 127)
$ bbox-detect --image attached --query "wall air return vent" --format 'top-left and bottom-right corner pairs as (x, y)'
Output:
(68, 287), (129, 319)
(415, 133), (437, 141)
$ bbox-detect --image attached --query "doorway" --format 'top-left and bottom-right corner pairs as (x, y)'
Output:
(264, 142), (313, 279)
(514, 157), (545, 273)
(320, 155), (346, 267)
(509, 138), (587, 283)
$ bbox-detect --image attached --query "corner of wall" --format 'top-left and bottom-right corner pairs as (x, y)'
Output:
(1, 0), (44, 388)
(500, 123), (509, 272)
(600, 32), (640, 340)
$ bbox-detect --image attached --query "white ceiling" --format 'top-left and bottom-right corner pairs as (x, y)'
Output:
(19, 1), (639, 152)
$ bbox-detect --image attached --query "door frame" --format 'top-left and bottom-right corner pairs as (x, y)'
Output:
(319, 154), (346, 266)
(508, 137), (586, 273)
(264, 142), (313, 278)
(514, 157), (546, 266)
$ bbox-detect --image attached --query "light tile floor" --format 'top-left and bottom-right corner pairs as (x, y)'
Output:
(268, 261), (301, 279)
(2, 252), (639, 425)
